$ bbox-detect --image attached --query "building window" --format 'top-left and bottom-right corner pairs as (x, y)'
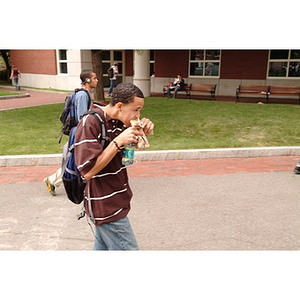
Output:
(189, 50), (220, 77)
(58, 50), (68, 74)
(268, 50), (300, 78)
(102, 50), (123, 88)
(150, 50), (155, 76)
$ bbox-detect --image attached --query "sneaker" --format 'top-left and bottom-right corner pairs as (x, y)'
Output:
(294, 160), (300, 174)
(44, 177), (56, 196)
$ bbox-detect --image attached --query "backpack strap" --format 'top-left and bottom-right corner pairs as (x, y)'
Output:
(60, 126), (77, 177)
(74, 88), (92, 110)
(80, 111), (109, 225)
(83, 110), (110, 148)
(58, 89), (91, 143)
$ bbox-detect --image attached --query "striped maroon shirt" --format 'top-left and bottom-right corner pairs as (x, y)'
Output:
(74, 103), (132, 225)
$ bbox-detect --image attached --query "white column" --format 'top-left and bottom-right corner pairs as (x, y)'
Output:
(133, 50), (150, 97)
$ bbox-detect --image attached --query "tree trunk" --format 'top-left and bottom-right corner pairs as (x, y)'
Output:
(0, 50), (11, 82)
(91, 50), (105, 101)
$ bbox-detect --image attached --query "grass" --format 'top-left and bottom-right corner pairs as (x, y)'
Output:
(0, 90), (22, 97)
(1, 97), (300, 155)
(20, 86), (72, 93)
(144, 97), (300, 150)
(0, 104), (69, 155)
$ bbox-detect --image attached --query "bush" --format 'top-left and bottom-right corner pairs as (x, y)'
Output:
(0, 69), (9, 81)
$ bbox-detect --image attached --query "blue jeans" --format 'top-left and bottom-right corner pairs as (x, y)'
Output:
(108, 79), (116, 95)
(93, 216), (139, 250)
(13, 77), (20, 90)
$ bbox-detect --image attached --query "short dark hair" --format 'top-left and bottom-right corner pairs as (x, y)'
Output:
(80, 69), (94, 83)
(110, 82), (144, 106)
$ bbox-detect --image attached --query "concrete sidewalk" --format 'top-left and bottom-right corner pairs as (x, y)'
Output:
(1, 155), (299, 250)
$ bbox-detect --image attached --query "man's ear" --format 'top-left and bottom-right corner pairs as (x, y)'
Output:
(116, 102), (123, 111)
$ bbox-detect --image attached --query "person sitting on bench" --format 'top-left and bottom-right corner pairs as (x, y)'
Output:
(167, 74), (185, 99)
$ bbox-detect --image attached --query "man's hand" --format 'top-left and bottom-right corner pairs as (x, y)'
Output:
(140, 118), (154, 135)
(115, 127), (143, 147)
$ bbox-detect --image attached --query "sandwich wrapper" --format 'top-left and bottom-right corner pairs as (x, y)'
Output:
(130, 118), (152, 150)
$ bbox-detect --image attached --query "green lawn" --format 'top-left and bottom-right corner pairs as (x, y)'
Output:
(0, 90), (21, 97)
(1, 97), (300, 155)
(145, 97), (300, 150)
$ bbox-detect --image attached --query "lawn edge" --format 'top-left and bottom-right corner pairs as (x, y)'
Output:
(1, 146), (300, 167)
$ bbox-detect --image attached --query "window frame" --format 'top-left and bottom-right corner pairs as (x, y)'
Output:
(102, 50), (124, 88)
(189, 50), (221, 78)
(267, 50), (300, 79)
(57, 49), (68, 75)
(102, 50), (124, 77)
(150, 50), (155, 76)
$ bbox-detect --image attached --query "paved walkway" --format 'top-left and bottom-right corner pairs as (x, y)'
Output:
(0, 156), (298, 183)
(0, 86), (69, 111)
(0, 86), (300, 250)
(1, 156), (299, 250)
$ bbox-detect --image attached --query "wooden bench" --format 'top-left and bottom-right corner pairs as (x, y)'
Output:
(163, 83), (191, 98)
(189, 83), (217, 100)
(268, 85), (300, 104)
(236, 85), (269, 102)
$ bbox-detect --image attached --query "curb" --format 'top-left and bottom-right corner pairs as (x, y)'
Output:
(0, 93), (30, 100)
(1, 146), (300, 167)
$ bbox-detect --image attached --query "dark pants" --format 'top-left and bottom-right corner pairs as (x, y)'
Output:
(108, 79), (116, 95)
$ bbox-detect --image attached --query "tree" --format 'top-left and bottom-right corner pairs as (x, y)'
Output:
(91, 50), (105, 101)
(0, 50), (11, 81)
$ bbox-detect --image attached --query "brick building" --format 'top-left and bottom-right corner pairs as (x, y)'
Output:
(10, 49), (300, 97)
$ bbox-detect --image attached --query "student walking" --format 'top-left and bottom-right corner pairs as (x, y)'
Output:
(10, 66), (21, 90)
(107, 62), (119, 96)
(74, 82), (154, 250)
(44, 69), (98, 196)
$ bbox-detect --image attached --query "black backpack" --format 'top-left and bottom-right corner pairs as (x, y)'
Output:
(107, 67), (114, 78)
(58, 88), (91, 142)
(61, 111), (109, 205)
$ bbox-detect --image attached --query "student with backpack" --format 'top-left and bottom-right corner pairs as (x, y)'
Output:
(74, 82), (154, 250)
(44, 69), (98, 196)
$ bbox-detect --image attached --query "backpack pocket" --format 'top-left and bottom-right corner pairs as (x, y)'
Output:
(62, 176), (86, 205)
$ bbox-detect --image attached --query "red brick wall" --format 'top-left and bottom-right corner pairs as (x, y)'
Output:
(10, 50), (57, 75)
(10, 49), (270, 81)
(154, 50), (189, 78)
(220, 50), (268, 79)
(125, 50), (189, 78)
